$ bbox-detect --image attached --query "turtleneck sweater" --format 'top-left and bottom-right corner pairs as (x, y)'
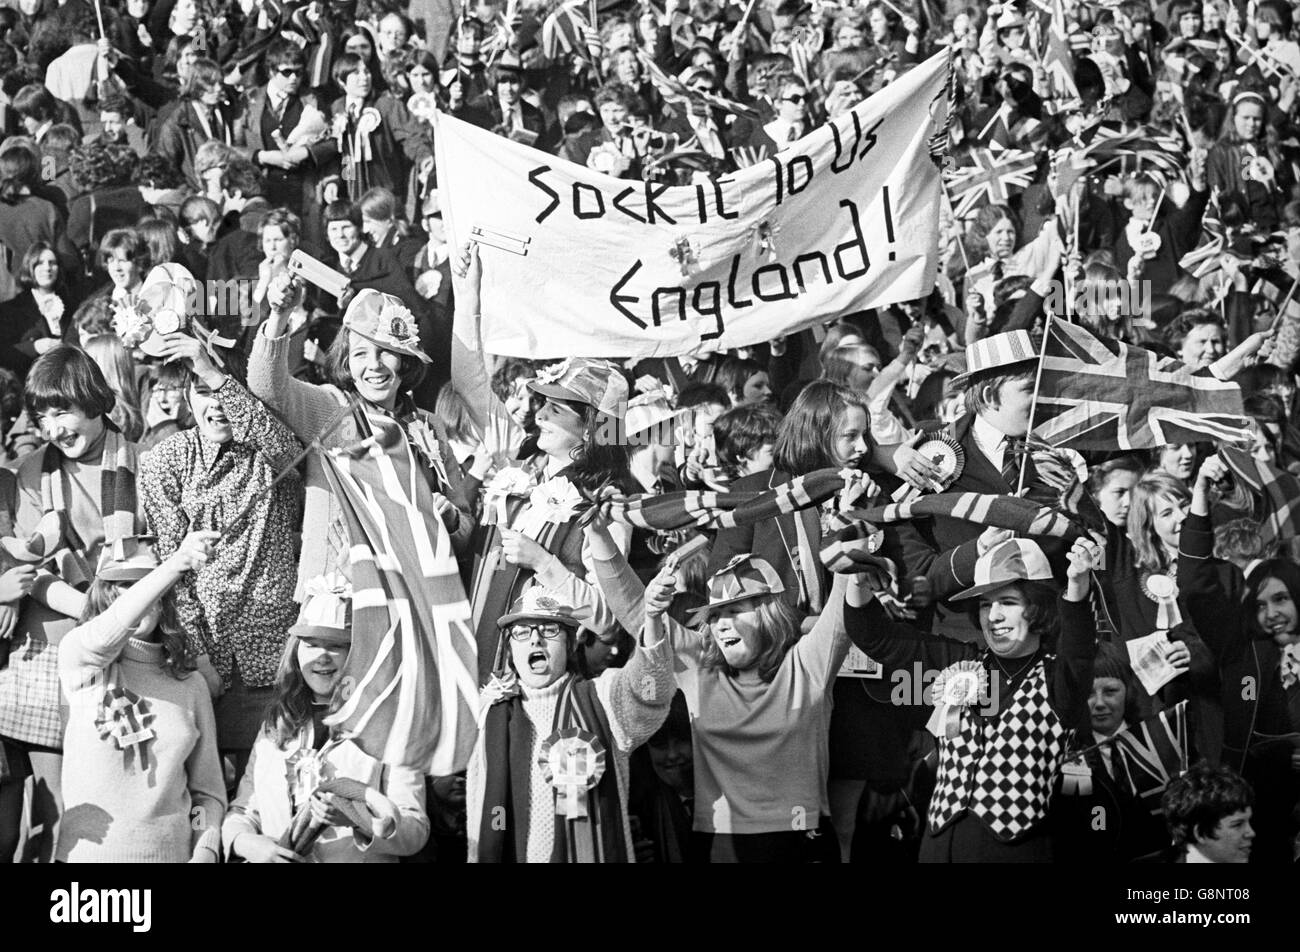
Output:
(58, 602), (225, 862)
(521, 675), (568, 863)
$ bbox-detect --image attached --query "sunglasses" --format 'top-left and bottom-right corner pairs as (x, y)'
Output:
(508, 622), (564, 642)
(277, 67), (302, 77)
(784, 93), (807, 104)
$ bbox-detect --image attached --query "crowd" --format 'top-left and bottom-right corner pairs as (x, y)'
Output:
(0, 0), (1295, 865)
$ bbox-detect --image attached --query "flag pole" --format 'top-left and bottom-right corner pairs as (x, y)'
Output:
(1016, 317), (1054, 496)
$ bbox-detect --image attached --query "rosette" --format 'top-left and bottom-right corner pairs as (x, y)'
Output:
(925, 659), (989, 739)
(1139, 571), (1182, 630)
(538, 727), (607, 819)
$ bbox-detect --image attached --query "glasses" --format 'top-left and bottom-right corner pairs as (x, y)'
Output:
(277, 67), (302, 77)
(783, 93), (807, 104)
(508, 623), (564, 642)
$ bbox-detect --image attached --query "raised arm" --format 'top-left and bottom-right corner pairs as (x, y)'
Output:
(58, 531), (219, 685)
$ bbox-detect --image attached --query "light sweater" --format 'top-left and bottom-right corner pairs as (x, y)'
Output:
(591, 550), (850, 835)
(57, 602), (225, 863)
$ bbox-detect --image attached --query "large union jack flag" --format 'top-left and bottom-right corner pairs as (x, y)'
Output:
(321, 416), (478, 776)
(1033, 319), (1250, 449)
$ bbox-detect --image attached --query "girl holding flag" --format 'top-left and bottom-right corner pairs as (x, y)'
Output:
(224, 576), (429, 864)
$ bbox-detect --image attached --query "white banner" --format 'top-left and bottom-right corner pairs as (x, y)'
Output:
(435, 51), (950, 359)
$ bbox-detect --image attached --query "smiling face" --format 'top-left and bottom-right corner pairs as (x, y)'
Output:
(298, 639), (349, 699)
(1151, 491), (1189, 552)
(1097, 469), (1138, 526)
(978, 583), (1040, 658)
(347, 334), (404, 407)
(38, 405), (106, 460)
(504, 376), (533, 426)
(535, 397), (585, 462)
(100, 110), (126, 142)
(508, 622), (571, 689)
(831, 405), (869, 468)
(1157, 443), (1196, 482)
(599, 101), (629, 136)
(1089, 676), (1127, 735)
(1179, 322), (1226, 369)
(708, 596), (764, 670)
(189, 377), (233, 444)
(1178, 10), (1202, 37)
(327, 219), (364, 259)
(105, 247), (141, 292)
(1194, 809), (1254, 863)
(361, 213), (392, 247)
(986, 217), (1017, 259)
(1255, 576), (1299, 644)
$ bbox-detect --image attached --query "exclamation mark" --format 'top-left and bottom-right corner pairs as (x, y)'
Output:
(883, 186), (896, 261)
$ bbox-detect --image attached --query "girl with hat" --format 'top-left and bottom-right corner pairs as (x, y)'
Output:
(253, 278), (474, 599)
(56, 530), (225, 862)
(466, 349), (637, 684)
(224, 575), (430, 863)
(846, 535), (1102, 861)
(466, 584), (673, 862)
(0, 344), (145, 861)
(584, 510), (872, 862)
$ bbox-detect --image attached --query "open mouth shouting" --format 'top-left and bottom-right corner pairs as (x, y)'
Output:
(527, 648), (549, 674)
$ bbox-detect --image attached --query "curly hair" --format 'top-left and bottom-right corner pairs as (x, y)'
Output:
(136, 153), (185, 190)
(1162, 762), (1254, 849)
(68, 140), (138, 192)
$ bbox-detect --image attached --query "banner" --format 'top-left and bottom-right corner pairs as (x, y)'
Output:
(435, 51), (950, 358)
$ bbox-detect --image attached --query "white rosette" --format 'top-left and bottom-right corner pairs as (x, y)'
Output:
(38, 294), (65, 334)
(483, 466), (537, 526)
(1140, 572), (1182, 630)
(514, 476), (583, 538)
(925, 659), (989, 739)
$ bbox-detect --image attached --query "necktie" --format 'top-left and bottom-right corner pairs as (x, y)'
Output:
(992, 260), (1006, 282)
(1108, 742), (1132, 794)
(272, 94), (287, 121)
(787, 124), (800, 143)
(1000, 436), (1022, 489)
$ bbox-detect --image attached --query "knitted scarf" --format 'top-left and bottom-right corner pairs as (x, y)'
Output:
(39, 424), (138, 587)
(590, 469), (1086, 572)
(477, 674), (627, 863)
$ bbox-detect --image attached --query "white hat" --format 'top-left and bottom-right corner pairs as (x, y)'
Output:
(952, 330), (1038, 385)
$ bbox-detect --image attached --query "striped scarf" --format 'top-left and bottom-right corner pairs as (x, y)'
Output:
(477, 674), (626, 863)
(591, 470), (1085, 572)
(39, 424), (138, 587)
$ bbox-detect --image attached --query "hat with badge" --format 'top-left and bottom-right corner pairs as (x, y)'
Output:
(498, 586), (592, 630)
(343, 289), (432, 365)
(950, 538), (1054, 601)
(96, 535), (161, 583)
(688, 554), (786, 625)
(289, 573), (353, 646)
(951, 329), (1038, 386)
(528, 357), (630, 419)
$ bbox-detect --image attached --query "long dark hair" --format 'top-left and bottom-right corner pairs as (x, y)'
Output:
(1246, 558), (1300, 640)
(263, 633), (344, 748)
(773, 379), (871, 476)
(559, 398), (633, 494)
(79, 577), (195, 679)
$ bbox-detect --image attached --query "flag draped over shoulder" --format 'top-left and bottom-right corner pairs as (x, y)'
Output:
(320, 422), (478, 776)
(1033, 319), (1250, 449)
(1220, 446), (1300, 548)
(1112, 700), (1189, 815)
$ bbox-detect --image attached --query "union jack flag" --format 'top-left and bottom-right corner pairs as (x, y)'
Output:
(1112, 700), (1189, 815)
(321, 416), (478, 776)
(541, 0), (591, 63)
(637, 52), (761, 121)
(1042, 0), (1078, 99)
(946, 147), (1037, 217)
(1219, 446), (1300, 548)
(1033, 319), (1250, 449)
